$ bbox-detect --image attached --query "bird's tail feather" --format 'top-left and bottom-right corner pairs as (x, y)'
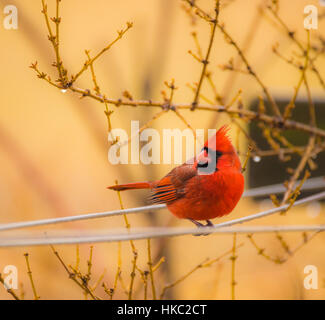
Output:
(107, 182), (152, 191)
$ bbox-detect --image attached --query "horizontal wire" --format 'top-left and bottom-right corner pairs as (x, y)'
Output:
(0, 204), (166, 232)
(243, 176), (325, 197)
(0, 190), (324, 247)
(0, 224), (324, 247)
(0, 176), (323, 233)
(215, 191), (325, 228)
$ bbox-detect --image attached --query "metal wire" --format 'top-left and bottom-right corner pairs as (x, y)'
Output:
(1, 224), (324, 247)
(0, 225), (325, 247)
(0, 190), (324, 247)
(242, 176), (325, 197)
(0, 204), (166, 232)
(0, 176), (323, 233)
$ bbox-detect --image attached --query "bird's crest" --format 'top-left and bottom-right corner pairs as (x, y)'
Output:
(204, 125), (233, 152)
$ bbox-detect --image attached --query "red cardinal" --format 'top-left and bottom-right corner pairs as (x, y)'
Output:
(108, 125), (244, 228)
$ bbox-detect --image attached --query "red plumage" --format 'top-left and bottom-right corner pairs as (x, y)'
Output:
(108, 125), (244, 227)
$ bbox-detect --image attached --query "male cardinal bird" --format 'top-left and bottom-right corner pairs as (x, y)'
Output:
(108, 125), (244, 229)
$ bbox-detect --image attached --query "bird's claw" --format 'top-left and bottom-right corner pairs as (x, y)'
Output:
(189, 219), (214, 236)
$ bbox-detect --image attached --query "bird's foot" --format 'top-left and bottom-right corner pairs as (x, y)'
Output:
(189, 219), (214, 236)
(205, 220), (214, 227)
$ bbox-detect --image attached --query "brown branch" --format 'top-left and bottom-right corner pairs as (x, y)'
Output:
(184, 0), (280, 117)
(0, 273), (20, 300)
(247, 234), (285, 264)
(159, 243), (243, 299)
(50, 245), (100, 300)
(147, 239), (157, 300)
(230, 233), (237, 300)
(190, 0), (220, 110)
(103, 241), (123, 300)
(115, 183), (142, 300)
(71, 22), (133, 84)
(266, 4), (325, 90)
(24, 253), (40, 300)
(216, 22), (281, 117)
(41, 0), (67, 85)
(281, 136), (315, 206)
(27, 69), (325, 138)
(283, 31), (310, 120)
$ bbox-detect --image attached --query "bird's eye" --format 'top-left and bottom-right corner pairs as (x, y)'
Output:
(198, 147), (223, 173)
(203, 146), (209, 156)
(202, 147), (223, 160)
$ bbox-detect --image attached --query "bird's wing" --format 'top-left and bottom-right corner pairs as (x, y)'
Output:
(149, 163), (197, 204)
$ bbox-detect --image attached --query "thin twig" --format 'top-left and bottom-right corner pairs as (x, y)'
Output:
(147, 239), (157, 300)
(191, 0), (220, 110)
(230, 233), (237, 300)
(49, 245), (99, 300)
(115, 182), (139, 300)
(0, 273), (20, 300)
(24, 253), (40, 300)
(267, 4), (325, 90)
(71, 23), (133, 84)
(160, 243), (243, 299)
